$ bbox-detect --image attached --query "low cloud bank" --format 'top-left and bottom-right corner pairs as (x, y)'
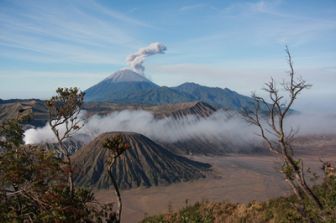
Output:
(23, 110), (336, 146)
(285, 113), (336, 136)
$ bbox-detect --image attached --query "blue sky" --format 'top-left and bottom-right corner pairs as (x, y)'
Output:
(0, 0), (335, 111)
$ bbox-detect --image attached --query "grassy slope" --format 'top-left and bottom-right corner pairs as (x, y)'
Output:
(141, 176), (336, 223)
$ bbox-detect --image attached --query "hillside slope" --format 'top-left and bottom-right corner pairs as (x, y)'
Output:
(72, 132), (211, 189)
(0, 99), (48, 126)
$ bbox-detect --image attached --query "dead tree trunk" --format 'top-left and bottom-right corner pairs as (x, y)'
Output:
(241, 46), (323, 219)
(108, 159), (122, 223)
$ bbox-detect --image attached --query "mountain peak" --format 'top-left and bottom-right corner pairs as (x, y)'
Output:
(105, 68), (151, 83)
(178, 82), (201, 87)
(84, 69), (158, 102)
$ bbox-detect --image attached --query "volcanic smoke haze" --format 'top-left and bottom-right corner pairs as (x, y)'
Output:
(23, 110), (336, 147)
(22, 42), (336, 146)
(127, 42), (167, 74)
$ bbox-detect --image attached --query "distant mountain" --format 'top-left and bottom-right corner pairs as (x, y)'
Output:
(85, 69), (158, 102)
(83, 101), (216, 119)
(151, 101), (216, 119)
(0, 99), (217, 127)
(121, 86), (195, 105)
(173, 82), (256, 110)
(72, 132), (211, 189)
(0, 99), (47, 126)
(84, 69), (258, 111)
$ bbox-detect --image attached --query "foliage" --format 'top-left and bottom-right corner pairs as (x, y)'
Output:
(46, 87), (85, 195)
(0, 118), (97, 222)
(142, 202), (213, 223)
(46, 87), (84, 127)
(0, 118), (24, 148)
(103, 135), (130, 163)
(0, 88), (117, 222)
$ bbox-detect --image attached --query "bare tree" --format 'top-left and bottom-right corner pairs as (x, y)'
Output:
(46, 87), (84, 196)
(103, 135), (130, 223)
(242, 47), (324, 217)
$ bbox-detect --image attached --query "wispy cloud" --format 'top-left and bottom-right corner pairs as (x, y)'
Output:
(179, 4), (209, 12)
(85, 0), (152, 28)
(221, 0), (282, 16)
(173, 0), (336, 52)
(0, 0), (150, 65)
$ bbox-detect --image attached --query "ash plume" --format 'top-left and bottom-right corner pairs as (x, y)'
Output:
(127, 42), (167, 74)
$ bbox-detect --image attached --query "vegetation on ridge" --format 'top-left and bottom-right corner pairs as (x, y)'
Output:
(0, 89), (117, 222)
(141, 172), (336, 223)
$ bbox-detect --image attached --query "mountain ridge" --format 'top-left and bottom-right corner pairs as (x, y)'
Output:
(84, 69), (258, 111)
(173, 82), (256, 110)
(0, 99), (218, 127)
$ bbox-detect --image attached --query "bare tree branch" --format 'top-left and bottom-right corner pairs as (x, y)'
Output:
(241, 47), (323, 217)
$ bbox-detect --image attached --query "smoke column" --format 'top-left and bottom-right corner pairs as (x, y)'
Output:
(127, 42), (167, 74)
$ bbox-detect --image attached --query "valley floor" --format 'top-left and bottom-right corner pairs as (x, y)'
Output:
(95, 150), (335, 223)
